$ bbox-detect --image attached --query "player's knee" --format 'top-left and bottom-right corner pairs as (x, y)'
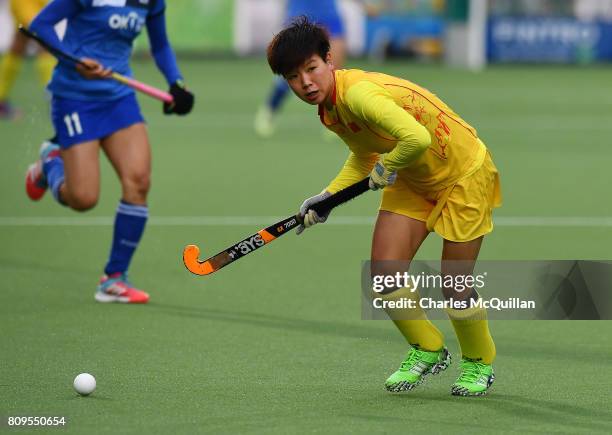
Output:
(122, 172), (150, 199)
(68, 191), (98, 211)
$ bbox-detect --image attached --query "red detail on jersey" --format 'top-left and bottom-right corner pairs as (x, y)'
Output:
(331, 71), (337, 105)
(434, 113), (451, 158)
(385, 83), (478, 139)
(348, 122), (361, 133)
(318, 104), (325, 126)
(318, 105), (343, 128)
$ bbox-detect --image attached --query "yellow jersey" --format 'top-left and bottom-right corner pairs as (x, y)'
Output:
(322, 69), (487, 194)
(10, 0), (49, 26)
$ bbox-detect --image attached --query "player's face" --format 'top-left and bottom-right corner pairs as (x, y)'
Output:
(284, 53), (334, 106)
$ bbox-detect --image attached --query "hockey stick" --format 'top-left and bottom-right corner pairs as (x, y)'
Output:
(183, 178), (371, 276)
(19, 25), (173, 103)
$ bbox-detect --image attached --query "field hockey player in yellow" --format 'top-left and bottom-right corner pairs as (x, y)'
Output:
(266, 17), (501, 397)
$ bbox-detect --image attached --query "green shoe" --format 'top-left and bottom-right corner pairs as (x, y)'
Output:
(254, 105), (275, 138)
(451, 359), (495, 396)
(385, 347), (451, 392)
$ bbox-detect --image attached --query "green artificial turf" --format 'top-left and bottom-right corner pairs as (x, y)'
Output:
(1, 59), (611, 434)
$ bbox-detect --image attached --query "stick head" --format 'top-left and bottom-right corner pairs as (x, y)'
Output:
(183, 245), (214, 275)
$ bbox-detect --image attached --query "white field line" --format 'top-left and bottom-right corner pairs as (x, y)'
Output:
(0, 216), (611, 227)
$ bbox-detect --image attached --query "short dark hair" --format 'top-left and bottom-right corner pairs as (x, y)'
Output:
(267, 16), (330, 76)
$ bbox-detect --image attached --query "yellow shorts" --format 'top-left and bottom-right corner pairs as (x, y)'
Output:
(380, 151), (502, 242)
(10, 0), (48, 26)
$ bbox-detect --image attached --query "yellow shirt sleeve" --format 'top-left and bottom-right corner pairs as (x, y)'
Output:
(345, 80), (431, 172)
(326, 151), (378, 194)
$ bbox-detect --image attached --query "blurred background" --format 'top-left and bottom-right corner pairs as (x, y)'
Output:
(2, 1), (611, 433)
(3, 0), (612, 66)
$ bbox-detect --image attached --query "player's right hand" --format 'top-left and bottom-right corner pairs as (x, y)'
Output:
(76, 58), (112, 80)
(296, 190), (332, 235)
(368, 156), (397, 190)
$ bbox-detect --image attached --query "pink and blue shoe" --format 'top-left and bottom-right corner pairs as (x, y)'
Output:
(95, 273), (150, 304)
(25, 140), (60, 201)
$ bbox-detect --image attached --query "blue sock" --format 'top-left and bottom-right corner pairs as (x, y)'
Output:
(43, 155), (66, 205)
(268, 77), (291, 112)
(104, 200), (148, 276)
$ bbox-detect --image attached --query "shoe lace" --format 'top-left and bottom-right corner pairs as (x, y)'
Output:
(400, 348), (425, 371)
(103, 273), (133, 294)
(457, 360), (484, 383)
(120, 273), (133, 286)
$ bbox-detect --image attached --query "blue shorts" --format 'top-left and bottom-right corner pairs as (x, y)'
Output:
(314, 15), (344, 38)
(51, 93), (145, 148)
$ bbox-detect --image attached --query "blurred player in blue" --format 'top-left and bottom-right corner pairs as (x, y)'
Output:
(24, 0), (195, 304)
(254, 0), (347, 137)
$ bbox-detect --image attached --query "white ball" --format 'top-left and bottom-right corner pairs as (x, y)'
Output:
(73, 373), (96, 396)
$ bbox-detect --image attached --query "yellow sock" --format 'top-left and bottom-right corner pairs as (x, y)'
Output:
(446, 305), (496, 364)
(378, 287), (445, 351)
(0, 52), (23, 100)
(35, 53), (56, 87)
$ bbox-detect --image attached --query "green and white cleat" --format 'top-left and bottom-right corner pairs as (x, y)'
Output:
(254, 105), (276, 138)
(385, 346), (451, 392)
(451, 359), (495, 397)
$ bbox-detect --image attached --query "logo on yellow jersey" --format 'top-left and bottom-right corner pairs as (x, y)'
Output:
(400, 91), (451, 159)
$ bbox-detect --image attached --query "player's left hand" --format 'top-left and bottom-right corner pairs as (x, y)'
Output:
(296, 190), (332, 235)
(163, 80), (194, 115)
(369, 156), (397, 190)
(77, 58), (112, 80)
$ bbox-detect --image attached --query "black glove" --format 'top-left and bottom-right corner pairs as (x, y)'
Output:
(163, 80), (194, 115)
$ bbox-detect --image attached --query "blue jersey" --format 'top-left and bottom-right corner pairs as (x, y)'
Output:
(286, 0), (344, 37)
(31, 0), (181, 101)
